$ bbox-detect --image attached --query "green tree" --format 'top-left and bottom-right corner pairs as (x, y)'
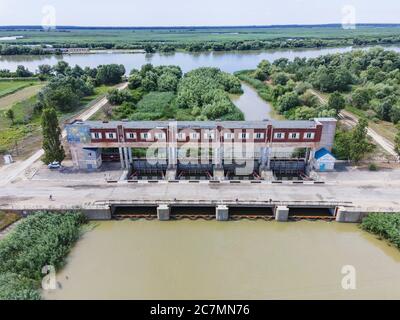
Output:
(349, 118), (371, 163)
(328, 92), (346, 112)
(41, 107), (65, 164)
(96, 64), (125, 85)
(5, 109), (14, 124)
(157, 72), (179, 92)
(277, 92), (300, 113)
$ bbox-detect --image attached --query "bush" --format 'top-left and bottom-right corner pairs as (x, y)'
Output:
(361, 213), (400, 249)
(0, 211), (86, 299)
(368, 163), (378, 171)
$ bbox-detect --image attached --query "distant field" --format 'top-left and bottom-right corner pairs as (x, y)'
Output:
(0, 81), (38, 99)
(0, 84), (44, 110)
(2, 25), (400, 45)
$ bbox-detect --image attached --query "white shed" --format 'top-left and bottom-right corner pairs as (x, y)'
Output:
(313, 148), (336, 172)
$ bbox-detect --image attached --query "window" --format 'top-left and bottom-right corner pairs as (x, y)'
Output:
(126, 132), (137, 139)
(91, 132), (102, 139)
(177, 132), (186, 140)
(190, 132), (200, 140)
(239, 132), (250, 140)
(155, 132), (166, 140)
(274, 132), (285, 139)
(141, 132), (151, 140)
(289, 133), (300, 139)
(106, 132), (116, 139)
(224, 132), (234, 140)
(255, 133), (265, 139)
(204, 130), (214, 139)
(304, 132), (315, 139)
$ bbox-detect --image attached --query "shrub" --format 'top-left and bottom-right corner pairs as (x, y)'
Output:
(361, 213), (400, 249)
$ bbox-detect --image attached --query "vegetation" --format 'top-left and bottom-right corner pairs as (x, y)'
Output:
(3, 25), (400, 53)
(41, 107), (65, 164)
(0, 211), (86, 300)
(0, 81), (39, 98)
(0, 61), (121, 156)
(106, 65), (244, 121)
(395, 124), (400, 156)
(361, 213), (400, 250)
(333, 119), (374, 162)
(0, 212), (20, 231)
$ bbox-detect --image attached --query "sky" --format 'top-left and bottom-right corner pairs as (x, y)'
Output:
(0, 0), (400, 27)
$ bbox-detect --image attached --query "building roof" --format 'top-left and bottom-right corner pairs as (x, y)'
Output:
(69, 120), (319, 130)
(315, 148), (336, 160)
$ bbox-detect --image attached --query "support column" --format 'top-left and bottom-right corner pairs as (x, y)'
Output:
(123, 147), (130, 169)
(157, 204), (170, 221)
(216, 205), (229, 221)
(128, 147), (133, 163)
(275, 206), (289, 222)
(166, 146), (177, 180)
(119, 147), (125, 169)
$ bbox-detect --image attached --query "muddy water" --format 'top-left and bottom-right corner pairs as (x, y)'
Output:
(44, 220), (400, 300)
(231, 82), (276, 120)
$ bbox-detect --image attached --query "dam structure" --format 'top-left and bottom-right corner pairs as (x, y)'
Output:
(66, 118), (337, 181)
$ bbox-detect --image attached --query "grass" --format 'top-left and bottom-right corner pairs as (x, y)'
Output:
(0, 212), (20, 231)
(0, 81), (38, 99)
(344, 106), (399, 143)
(0, 84), (44, 111)
(130, 91), (176, 120)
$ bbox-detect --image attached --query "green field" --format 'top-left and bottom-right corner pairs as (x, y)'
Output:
(0, 81), (38, 98)
(2, 25), (400, 49)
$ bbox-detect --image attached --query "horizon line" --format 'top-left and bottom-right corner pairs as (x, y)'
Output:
(1, 23), (400, 29)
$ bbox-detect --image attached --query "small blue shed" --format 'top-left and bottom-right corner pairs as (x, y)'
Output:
(313, 148), (336, 172)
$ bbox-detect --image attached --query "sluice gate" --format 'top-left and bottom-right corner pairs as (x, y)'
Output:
(106, 200), (351, 222)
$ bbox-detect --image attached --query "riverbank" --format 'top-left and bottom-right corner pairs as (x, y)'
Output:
(0, 211), (86, 300)
(361, 213), (400, 249)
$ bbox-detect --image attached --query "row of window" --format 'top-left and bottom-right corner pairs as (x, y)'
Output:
(274, 132), (315, 140)
(91, 131), (316, 141)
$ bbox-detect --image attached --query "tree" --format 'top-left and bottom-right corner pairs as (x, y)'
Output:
(96, 64), (125, 85)
(272, 72), (289, 85)
(5, 109), (14, 124)
(15, 65), (33, 77)
(157, 72), (179, 92)
(41, 107), (65, 164)
(328, 92), (346, 112)
(128, 72), (142, 89)
(277, 92), (300, 113)
(351, 88), (370, 109)
(349, 118), (371, 163)
(53, 61), (70, 76)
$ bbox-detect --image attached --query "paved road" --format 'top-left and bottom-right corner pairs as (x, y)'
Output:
(1, 178), (400, 212)
(0, 82), (128, 186)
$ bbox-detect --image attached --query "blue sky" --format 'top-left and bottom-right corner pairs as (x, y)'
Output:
(0, 0), (400, 26)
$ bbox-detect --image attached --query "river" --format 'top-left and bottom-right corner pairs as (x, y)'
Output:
(2, 45), (400, 74)
(43, 220), (400, 300)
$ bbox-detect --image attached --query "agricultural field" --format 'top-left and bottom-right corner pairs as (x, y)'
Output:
(0, 84), (44, 110)
(0, 80), (39, 99)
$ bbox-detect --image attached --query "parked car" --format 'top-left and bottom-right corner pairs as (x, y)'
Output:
(48, 161), (62, 170)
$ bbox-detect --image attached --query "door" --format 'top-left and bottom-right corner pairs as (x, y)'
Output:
(319, 163), (326, 172)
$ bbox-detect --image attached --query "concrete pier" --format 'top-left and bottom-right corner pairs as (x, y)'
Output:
(157, 204), (170, 221)
(275, 206), (289, 222)
(216, 205), (229, 221)
(165, 168), (177, 180)
(335, 207), (365, 223)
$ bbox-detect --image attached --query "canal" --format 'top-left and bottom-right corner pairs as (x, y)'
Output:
(43, 220), (400, 300)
